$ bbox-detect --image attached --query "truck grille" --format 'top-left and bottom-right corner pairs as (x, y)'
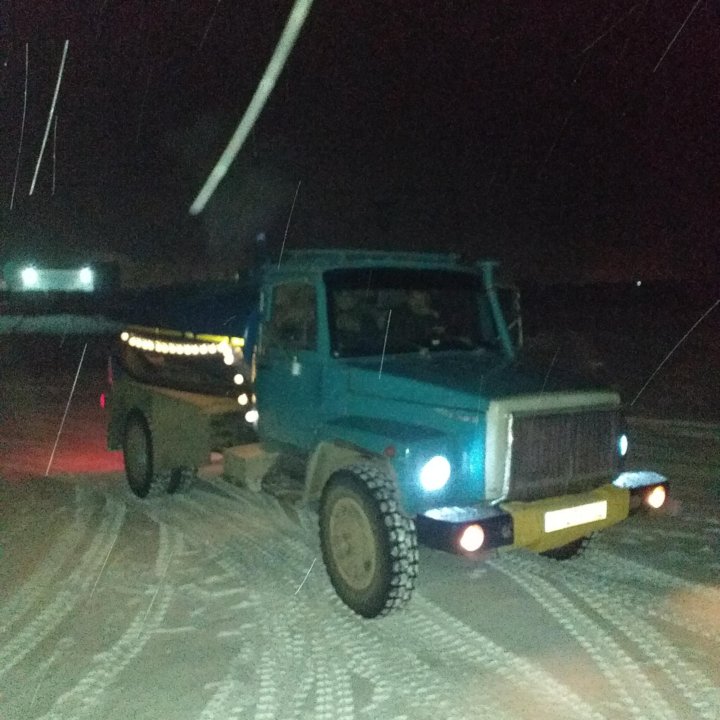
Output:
(506, 409), (619, 502)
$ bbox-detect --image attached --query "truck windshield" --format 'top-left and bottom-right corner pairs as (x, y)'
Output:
(326, 268), (503, 358)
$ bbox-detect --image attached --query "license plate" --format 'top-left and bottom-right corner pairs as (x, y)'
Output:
(544, 500), (608, 533)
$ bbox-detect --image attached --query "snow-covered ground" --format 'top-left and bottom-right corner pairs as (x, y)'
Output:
(1, 332), (719, 720)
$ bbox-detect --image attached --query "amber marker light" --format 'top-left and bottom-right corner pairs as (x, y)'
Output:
(646, 485), (666, 509)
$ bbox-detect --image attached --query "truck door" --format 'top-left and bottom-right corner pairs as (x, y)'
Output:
(255, 281), (323, 448)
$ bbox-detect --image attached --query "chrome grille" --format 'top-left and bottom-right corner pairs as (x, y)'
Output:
(506, 409), (619, 501)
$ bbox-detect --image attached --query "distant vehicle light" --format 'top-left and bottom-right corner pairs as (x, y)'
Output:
(233, 373), (245, 385)
(459, 524), (485, 552)
(79, 266), (93, 285)
(618, 433), (629, 457)
(21, 266), (39, 288)
(419, 455), (451, 492)
(646, 485), (666, 509)
(237, 393), (249, 406)
(245, 409), (259, 424)
(636, 280), (642, 287)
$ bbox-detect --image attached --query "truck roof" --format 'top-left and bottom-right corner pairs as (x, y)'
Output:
(270, 249), (497, 275)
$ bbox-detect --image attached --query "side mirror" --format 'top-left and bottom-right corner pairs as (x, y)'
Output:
(496, 285), (523, 350)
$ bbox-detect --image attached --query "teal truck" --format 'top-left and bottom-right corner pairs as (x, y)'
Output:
(109, 249), (668, 618)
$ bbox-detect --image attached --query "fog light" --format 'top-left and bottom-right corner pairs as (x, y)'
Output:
(459, 524), (484, 552)
(646, 485), (666, 509)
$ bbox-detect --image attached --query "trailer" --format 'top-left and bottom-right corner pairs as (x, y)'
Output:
(107, 324), (257, 496)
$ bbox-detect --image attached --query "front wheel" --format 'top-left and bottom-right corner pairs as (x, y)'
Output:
(167, 467), (195, 494)
(319, 465), (418, 618)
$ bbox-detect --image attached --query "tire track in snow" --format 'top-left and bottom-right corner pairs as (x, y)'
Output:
(585, 545), (720, 642)
(161, 487), (478, 720)
(489, 554), (677, 720)
(178, 486), (506, 720)
(173, 491), (338, 720)
(555, 555), (720, 720)
(0, 490), (87, 633)
(36, 522), (182, 720)
(178, 481), (607, 720)
(0, 490), (125, 678)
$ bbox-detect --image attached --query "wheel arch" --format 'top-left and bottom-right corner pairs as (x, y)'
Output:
(304, 440), (397, 505)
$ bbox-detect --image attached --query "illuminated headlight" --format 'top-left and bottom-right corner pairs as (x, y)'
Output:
(419, 455), (451, 492)
(618, 433), (629, 457)
(233, 373), (245, 385)
(244, 409), (259, 424)
(21, 266), (39, 288)
(79, 266), (93, 285)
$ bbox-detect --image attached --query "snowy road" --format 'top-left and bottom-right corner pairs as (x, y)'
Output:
(1, 336), (719, 720)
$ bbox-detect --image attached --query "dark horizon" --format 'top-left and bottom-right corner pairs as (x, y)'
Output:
(1, 1), (718, 283)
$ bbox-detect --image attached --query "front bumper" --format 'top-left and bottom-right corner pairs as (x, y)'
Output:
(415, 472), (668, 557)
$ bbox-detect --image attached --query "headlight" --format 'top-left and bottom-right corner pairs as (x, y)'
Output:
(419, 455), (451, 492)
(79, 266), (93, 285)
(21, 266), (39, 288)
(618, 433), (629, 457)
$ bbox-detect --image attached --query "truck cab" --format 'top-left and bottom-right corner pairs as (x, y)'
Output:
(252, 250), (667, 617)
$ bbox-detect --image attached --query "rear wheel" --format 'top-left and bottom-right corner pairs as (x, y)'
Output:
(167, 467), (195, 494)
(320, 465), (418, 618)
(123, 413), (168, 498)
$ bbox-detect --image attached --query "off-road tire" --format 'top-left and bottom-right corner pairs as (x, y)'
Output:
(319, 464), (418, 618)
(123, 412), (171, 498)
(540, 534), (592, 560)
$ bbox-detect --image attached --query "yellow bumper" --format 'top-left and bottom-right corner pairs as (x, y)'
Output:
(500, 484), (630, 553)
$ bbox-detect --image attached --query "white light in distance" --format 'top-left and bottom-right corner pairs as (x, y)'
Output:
(419, 455), (451, 492)
(244, 409), (259, 424)
(79, 266), (93, 285)
(233, 373), (245, 385)
(21, 267), (39, 287)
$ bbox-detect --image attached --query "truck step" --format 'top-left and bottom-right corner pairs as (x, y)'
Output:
(223, 444), (279, 492)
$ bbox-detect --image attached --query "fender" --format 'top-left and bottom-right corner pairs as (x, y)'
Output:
(303, 439), (396, 505)
(307, 415), (452, 515)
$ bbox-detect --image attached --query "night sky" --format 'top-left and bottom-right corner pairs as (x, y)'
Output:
(1, 1), (718, 283)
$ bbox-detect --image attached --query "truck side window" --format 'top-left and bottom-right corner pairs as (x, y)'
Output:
(269, 283), (317, 350)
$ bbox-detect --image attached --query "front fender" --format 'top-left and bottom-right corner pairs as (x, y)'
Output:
(311, 415), (452, 515)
